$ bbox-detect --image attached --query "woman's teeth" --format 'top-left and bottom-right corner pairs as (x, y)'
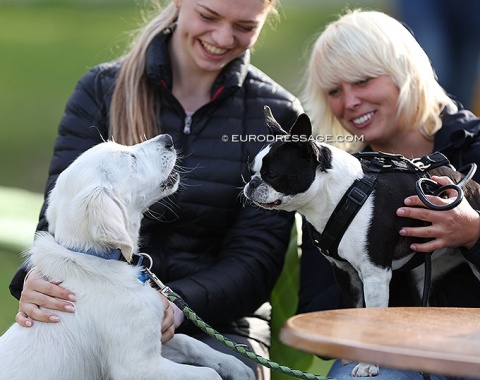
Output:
(201, 41), (227, 55)
(353, 112), (374, 125)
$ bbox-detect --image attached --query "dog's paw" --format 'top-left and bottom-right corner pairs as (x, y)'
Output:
(194, 366), (223, 380)
(216, 357), (255, 380)
(351, 363), (379, 377)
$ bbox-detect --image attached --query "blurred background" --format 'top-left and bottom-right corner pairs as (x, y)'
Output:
(0, 0), (478, 377)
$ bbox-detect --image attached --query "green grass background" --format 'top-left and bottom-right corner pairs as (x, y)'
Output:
(0, 1), (395, 377)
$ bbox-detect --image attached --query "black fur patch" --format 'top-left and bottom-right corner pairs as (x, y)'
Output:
(261, 142), (332, 195)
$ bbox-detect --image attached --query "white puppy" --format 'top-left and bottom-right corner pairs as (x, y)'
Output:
(0, 135), (255, 380)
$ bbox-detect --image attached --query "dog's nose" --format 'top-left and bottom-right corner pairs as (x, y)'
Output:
(158, 134), (174, 150)
(248, 177), (261, 190)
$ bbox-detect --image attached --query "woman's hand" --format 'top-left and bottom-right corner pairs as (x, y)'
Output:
(159, 294), (175, 343)
(396, 176), (480, 252)
(16, 268), (184, 343)
(16, 269), (77, 327)
(158, 293), (184, 343)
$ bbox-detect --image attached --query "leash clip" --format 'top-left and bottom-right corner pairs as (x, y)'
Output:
(134, 253), (172, 295)
(413, 161), (431, 171)
(133, 252), (163, 288)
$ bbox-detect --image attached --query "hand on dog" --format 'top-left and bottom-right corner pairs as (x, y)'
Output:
(16, 269), (181, 341)
(16, 268), (77, 327)
(397, 176), (480, 252)
(160, 294), (186, 343)
(159, 294), (176, 343)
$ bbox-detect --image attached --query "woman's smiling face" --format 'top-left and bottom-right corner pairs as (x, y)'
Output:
(173, 0), (272, 74)
(326, 75), (401, 146)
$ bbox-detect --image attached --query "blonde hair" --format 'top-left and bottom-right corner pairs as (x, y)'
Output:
(110, 2), (178, 145)
(110, 0), (278, 145)
(303, 9), (456, 151)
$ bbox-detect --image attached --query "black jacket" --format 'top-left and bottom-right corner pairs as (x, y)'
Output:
(297, 106), (480, 314)
(10, 29), (303, 345)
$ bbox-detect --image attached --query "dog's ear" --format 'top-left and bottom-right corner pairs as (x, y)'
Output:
(264, 105), (288, 136)
(79, 186), (135, 262)
(314, 144), (333, 172)
(289, 113), (312, 138)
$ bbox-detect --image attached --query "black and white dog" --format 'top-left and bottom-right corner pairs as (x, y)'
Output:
(244, 106), (480, 376)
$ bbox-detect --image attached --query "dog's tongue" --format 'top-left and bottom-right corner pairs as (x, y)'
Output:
(263, 199), (282, 207)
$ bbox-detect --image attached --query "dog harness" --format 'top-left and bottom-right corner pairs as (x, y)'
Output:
(307, 151), (473, 264)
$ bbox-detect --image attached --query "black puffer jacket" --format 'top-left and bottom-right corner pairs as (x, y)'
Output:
(10, 29), (303, 345)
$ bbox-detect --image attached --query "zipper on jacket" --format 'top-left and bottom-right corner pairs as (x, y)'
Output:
(183, 115), (192, 135)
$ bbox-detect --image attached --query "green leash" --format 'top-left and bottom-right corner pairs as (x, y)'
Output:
(140, 262), (332, 380)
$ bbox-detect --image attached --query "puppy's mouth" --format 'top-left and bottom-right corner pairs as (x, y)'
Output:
(256, 199), (282, 208)
(161, 170), (180, 191)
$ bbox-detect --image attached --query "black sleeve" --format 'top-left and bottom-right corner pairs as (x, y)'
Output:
(440, 109), (480, 269)
(172, 206), (295, 334)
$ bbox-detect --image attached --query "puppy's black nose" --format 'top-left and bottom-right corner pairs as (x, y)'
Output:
(159, 134), (174, 150)
(248, 177), (261, 190)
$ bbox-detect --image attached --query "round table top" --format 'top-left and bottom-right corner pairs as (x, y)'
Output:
(280, 307), (480, 377)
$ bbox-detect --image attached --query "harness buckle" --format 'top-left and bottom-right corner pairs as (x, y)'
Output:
(347, 186), (368, 206)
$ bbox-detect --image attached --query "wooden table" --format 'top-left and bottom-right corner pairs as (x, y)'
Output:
(280, 307), (480, 377)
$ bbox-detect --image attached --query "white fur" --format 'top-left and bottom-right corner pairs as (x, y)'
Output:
(0, 135), (255, 380)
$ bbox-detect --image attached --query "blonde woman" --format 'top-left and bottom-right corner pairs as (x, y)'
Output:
(10, 1), (303, 378)
(299, 9), (480, 379)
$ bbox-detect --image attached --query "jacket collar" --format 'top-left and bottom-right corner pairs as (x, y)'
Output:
(145, 24), (249, 99)
(434, 104), (480, 153)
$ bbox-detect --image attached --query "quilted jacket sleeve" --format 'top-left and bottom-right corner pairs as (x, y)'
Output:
(170, 205), (295, 336)
(438, 108), (480, 269)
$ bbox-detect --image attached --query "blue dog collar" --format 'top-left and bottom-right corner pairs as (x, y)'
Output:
(67, 247), (149, 285)
(69, 247), (123, 261)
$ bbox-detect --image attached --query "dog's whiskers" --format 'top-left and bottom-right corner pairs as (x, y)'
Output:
(145, 197), (180, 222)
(240, 173), (250, 185)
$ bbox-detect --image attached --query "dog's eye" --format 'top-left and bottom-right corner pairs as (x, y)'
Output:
(261, 169), (278, 181)
(129, 153), (138, 165)
(121, 151), (137, 161)
(127, 153), (137, 171)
